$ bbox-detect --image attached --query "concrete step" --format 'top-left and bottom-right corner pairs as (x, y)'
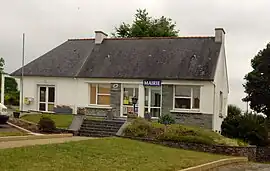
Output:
(83, 119), (124, 125)
(79, 130), (116, 137)
(80, 126), (119, 132)
(80, 124), (121, 129)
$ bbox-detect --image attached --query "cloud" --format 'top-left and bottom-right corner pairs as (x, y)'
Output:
(1, 0), (269, 110)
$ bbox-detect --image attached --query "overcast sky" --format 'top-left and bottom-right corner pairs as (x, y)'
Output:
(1, 0), (269, 110)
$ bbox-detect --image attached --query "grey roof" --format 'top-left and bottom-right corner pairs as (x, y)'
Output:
(12, 39), (95, 77)
(12, 37), (222, 80)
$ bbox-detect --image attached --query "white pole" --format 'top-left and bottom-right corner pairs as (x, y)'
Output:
(1, 74), (4, 105)
(20, 33), (25, 112)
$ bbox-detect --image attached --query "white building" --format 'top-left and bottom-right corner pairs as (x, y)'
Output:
(11, 28), (229, 131)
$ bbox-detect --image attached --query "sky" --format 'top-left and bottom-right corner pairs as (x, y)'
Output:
(1, 0), (270, 110)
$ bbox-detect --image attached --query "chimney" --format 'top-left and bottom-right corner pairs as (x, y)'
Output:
(95, 31), (108, 44)
(215, 28), (225, 43)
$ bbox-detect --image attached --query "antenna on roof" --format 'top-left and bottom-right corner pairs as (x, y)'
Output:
(20, 33), (25, 112)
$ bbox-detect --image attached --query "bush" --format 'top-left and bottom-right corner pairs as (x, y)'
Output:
(38, 116), (56, 133)
(158, 114), (175, 125)
(124, 118), (164, 137)
(123, 118), (244, 146)
(221, 112), (268, 146)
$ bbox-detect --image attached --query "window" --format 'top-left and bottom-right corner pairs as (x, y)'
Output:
(174, 86), (200, 109)
(219, 91), (223, 116)
(89, 84), (111, 105)
(122, 87), (138, 116)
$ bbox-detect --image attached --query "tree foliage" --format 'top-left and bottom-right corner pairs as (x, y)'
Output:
(227, 104), (242, 118)
(4, 77), (19, 106)
(221, 105), (268, 146)
(113, 9), (179, 38)
(243, 43), (270, 117)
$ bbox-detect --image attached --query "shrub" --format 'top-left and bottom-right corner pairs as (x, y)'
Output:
(38, 116), (56, 133)
(158, 114), (175, 125)
(123, 118), (246, 146)
(124, 118), (164, 138)
(221, 112), (268, 146)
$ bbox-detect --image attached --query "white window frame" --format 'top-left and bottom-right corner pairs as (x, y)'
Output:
(89, 84), (111, 106)
(37, 85), (56, 112)
(120, 84), (139, 117)
(173, 86), (200, 111)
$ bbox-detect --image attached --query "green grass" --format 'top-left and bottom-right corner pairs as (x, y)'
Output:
(21, 114), (74, 128)
(0, 137), (229, 171)
(0, 132), (27, 137)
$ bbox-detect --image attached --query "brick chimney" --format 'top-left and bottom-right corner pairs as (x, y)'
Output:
(95, 31), (108, 44)
(215, 28), (225, 43)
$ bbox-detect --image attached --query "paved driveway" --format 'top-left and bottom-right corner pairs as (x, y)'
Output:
(218, 163), (270, 171)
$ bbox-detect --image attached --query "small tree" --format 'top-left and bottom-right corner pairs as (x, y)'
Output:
(243, 43), (270, 134)
(227, 104), (242, 118)
(113, 9), (179, 38)
(222, 104), (268, 146)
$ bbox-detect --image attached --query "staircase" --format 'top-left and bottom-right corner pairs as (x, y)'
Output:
(78, 119), (125, 137)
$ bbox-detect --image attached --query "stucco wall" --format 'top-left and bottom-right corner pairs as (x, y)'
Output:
(20, 77), (216, 125)
(21, 77), (77, 112)
(213, 42), (229, 132)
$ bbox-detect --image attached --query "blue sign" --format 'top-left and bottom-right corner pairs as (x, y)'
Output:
(143, 80), (161, 86)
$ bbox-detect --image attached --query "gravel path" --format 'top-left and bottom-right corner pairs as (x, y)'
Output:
(0, 136), (93, 149)
(218, 163), (270, 171)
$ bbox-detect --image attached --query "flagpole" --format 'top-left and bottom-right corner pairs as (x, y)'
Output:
(20, 33), (25, 112)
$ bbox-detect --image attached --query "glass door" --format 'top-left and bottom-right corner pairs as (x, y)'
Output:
(38, 86), (55, 111)
(145, 87), (161, 118)
(122, 87), (138, 116)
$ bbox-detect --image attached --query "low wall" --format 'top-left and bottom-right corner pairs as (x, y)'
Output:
(256, 147), (270, 162)
(119, 136), (257, 161)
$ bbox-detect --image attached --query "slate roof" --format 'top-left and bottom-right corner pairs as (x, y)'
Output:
(12, 37), (222, 80)
(12, 39), (95, 77)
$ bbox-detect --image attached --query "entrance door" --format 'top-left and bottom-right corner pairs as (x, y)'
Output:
(144, 87), (161, 118)
(38, 86), (55, 111)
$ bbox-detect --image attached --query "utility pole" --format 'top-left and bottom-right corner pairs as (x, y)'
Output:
(20, 33), (25, 112)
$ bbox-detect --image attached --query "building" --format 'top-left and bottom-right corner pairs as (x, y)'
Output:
(11, 28), (229, 131)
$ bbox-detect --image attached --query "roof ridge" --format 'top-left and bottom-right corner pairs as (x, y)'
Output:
(68, 36), (214, 41)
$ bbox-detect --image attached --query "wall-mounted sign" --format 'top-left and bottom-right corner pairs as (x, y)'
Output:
(111, 83), (121, 91)
(143, 80), (161, 86)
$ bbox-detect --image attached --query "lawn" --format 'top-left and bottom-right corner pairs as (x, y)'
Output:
(21, 114), (105, 128)
(0, 137), (229, 171)
(0, 132), (27, 137)
(21, 114), (74, 128)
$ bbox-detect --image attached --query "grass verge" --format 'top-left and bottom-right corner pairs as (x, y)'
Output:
(0, 132), (27, 137)
(0, 137), (229, 171)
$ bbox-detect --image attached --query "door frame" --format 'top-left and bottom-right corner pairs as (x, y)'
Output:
(144, 86), (162, 118)
(37, 85), (56, 112)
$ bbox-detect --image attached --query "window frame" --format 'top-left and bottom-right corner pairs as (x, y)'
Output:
(173, 85), (201, 111)
(89, 84), (111, 106)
